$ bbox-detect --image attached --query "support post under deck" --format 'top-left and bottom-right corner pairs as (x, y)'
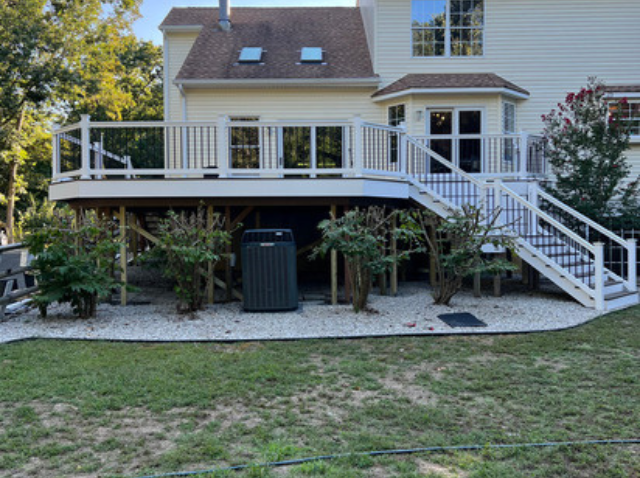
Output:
(119, 206), (128, 306)
(330, 204), (338, 305)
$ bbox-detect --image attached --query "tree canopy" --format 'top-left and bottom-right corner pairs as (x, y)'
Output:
(0, 0), (163, 240)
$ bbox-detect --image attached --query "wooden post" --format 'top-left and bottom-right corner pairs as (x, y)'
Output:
(391, 214), (398, 296)
(207, 205), (215, 305)
(473, 272), (481, 298)
(429, 226), (438, 287)
(255, 209), (261, 229)
(330, 204), (338, 305)
(493, 254), (503, 297)
(129, 213), (138, 265)
(119, 206), (128, 306)
(343, 206), (352, 303)
(225, 206), (233, 302)
(378, 273), (387, 296)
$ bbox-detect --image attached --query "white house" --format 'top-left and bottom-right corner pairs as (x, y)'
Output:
(49, 0), (640, 311)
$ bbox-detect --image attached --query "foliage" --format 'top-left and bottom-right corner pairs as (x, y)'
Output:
(541, 77), (639, 222)
(149, 209), (233, 314)
(0, 0), (163, 241)
(23, 208), (123, 319)
(14, 196), (58, 241)
(402, 205), (517, 306)
(313, 206), (413, 312)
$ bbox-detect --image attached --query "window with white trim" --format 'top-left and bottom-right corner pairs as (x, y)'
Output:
(229, 116), (260, 169)
(412, 0), (484, 57)
(609, 100), (640, 136)
(503, 102), (516, 134)
(388, 104), (406, 163)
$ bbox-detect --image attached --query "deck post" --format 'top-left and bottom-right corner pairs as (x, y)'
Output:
(51, 125), (60, 182)
(330, 204), (338, 305)
(390, 214), (398, 296)
(594, 242), (605, 311)
(429, 226), (438, 287)
(352, 116), (364, 177)
(626, 239), (637, 291)
(119, 206), (128, 306)
(493, 179), (503, 225)
(129, 213), (138, 265)
(225, 206), (233, 302)
(217, 115), (229, 178)
(473, 272), (481, 297)
(399, 122), (408, 176)
(519, 132), (529, 178)
(80, 114), (92, 180)
(207, 205), (215, 304)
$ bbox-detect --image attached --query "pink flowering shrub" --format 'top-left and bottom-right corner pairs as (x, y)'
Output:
(542, 77), (638, 221)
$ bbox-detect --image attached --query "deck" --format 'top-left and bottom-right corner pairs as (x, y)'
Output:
(50, 116), (546, 203)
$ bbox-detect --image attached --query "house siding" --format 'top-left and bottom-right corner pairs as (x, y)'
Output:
(358, 0), (377, 71)
(373, 0), (640, 174)
(185, 88), (383, 123)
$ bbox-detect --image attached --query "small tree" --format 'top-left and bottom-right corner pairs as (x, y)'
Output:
(24, 208), (122, 319)
(150, 209), (232, 314)
(542, 77), (638, 221)
(313, 206), (408, 313)
(402, 205), (517, 306)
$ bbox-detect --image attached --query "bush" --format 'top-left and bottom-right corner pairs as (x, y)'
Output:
(313, 206), (410, 312)
(401, 205), (517, 306)
(149, 208), (232, 313)
(24, 208), (122, 319)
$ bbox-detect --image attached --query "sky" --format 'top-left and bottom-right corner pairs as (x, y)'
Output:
(133, 0), (356, 44)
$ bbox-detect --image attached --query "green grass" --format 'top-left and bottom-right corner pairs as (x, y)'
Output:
(0, 307), (638, 478)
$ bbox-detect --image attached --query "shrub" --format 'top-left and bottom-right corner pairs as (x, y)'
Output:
(24, 208), (122, 318)
(149, 208), (232, 313)
(313, 206), (410, 312)
(401, 205), (517, 306)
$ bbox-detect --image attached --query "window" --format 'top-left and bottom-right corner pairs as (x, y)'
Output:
(388, 105), (406, 163)
(610, 100), (640, 136)
(388, 104), (406, 127)
(238, 47), (263, 63)
(412, 0), (484, 57)
(503, 102), (517, 134)
(300, 47), (323, 63)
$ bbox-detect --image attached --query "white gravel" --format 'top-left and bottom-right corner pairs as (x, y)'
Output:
(0, 282), (601, 344)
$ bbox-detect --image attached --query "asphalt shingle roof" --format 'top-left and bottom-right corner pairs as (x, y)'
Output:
(372, 73), (530, 98)
(161, 7), (376, 82)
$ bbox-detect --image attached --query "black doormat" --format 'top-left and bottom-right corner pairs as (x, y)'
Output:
(438, 312), (487, 328)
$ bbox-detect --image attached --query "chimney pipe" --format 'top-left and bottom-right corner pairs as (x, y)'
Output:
(219, 0), (231, 31)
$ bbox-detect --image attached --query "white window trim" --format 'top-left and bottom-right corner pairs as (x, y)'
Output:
(502, 101), (517, 134)
(608, 99), (640, 144)
(410, 0), (485, 59)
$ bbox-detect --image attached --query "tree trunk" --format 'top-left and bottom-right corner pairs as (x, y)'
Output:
(4, 109), (26, 244)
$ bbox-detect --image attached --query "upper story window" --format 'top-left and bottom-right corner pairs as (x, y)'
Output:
(412, 0), (484, 57)
(609, 100), (640, 137)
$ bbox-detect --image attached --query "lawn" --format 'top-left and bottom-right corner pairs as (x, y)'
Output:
(0, 307), (638, 478)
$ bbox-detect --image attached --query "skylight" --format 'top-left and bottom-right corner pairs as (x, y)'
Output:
(239, 47), (263, 63)
(300, 47), (323, 63)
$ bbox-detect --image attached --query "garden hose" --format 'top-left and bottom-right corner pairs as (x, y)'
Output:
(135, 438), (640, 478)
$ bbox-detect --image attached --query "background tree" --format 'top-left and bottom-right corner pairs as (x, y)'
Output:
(0, 0), (163, 242)
(542, 77), (639, 223)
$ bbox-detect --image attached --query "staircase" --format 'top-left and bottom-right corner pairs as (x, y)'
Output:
(395, 134), (639, 312)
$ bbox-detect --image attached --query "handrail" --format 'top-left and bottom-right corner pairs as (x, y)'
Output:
(537, 187), (628, 247)
(53, 122), (82, 134)
(405, 136), (483, 187)
(0, 243), (25, 253)
(498, 183), (595, 253)
(361, 122), (405, 133)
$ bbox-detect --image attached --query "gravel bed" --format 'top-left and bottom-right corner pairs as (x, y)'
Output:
(0, 282), (601, 344)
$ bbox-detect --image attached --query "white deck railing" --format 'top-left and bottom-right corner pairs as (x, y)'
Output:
(52, 115), (546, 182)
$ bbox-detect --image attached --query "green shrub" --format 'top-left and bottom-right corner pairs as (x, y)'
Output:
(24, 208), (122, 318)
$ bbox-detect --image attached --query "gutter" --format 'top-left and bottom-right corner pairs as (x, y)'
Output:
(174, 77), (381, 89)
(372, 87), (530, 102)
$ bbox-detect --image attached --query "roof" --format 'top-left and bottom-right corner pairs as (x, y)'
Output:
(372, 73), (530, 99)
(161, 7), (377, 84)
(606, 85), (640, 93)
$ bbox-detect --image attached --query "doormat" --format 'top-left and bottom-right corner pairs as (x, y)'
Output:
(438, 312), (487, 328)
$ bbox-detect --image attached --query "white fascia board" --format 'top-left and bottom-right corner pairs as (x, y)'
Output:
(607, 93), (640, 99)
(174, 77), (381, 89)
(372, 87), (530, 103)
(158, 25), (204, 33)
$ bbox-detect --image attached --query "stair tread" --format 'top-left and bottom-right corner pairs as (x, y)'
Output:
(605, 290), (638, 301)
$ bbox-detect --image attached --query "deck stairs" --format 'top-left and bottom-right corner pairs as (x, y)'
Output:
(399, 135), (639, 312)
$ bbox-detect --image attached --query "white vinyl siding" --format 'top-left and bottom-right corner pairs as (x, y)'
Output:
(165, 32), (200, 122)
(358, 0), (377, 70)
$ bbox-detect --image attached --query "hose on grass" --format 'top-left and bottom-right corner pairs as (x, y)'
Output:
(135, 438), (640, 478)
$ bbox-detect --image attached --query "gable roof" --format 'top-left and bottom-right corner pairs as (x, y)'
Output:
(372, 73), (530, 100)
(161, 8), (377, 86)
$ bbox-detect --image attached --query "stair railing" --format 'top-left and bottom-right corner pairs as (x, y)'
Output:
(535, 187), (637, 292)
